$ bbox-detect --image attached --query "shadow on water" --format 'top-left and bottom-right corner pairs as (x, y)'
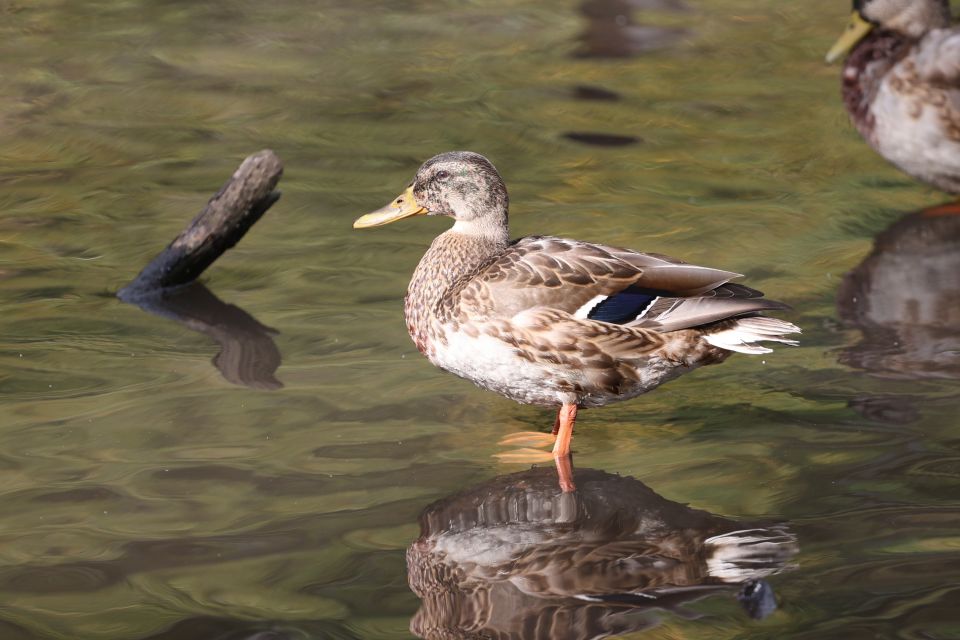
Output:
(406, 465), (798, 639)
(837, 202), (960, 422)
(123, 282), (283, 390)
(565, 0), (689, 148)
(562, 132), (641, 147)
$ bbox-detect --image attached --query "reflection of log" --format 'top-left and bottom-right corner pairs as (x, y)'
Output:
(129, 282), (282, 390)
(118, 150), (283, 300)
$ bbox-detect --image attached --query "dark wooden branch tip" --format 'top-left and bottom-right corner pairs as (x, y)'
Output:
(118, 149), (283, 301)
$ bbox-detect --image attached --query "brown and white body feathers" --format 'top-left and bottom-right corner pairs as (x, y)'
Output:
(406, 232), (798, 408)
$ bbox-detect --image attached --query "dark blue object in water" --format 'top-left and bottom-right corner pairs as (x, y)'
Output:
(737, 579), (778, 619)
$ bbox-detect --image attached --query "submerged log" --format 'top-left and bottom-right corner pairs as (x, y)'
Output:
(118, 149), (283, 300)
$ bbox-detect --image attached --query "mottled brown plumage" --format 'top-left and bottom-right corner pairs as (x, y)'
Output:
(829, 0), (960, 193)
(354, 151), (799, 458)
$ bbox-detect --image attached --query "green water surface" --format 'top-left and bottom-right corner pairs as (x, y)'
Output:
(1, 1), (958, 638)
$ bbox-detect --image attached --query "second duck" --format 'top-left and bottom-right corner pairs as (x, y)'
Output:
(827, 0), (960, 193)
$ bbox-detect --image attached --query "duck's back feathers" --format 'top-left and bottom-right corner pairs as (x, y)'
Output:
(453, 236), (785, 333)
(631, 283), (791, 332)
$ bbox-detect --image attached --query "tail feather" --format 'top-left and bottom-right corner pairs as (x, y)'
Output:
(704, 316), (801, 355)
(704, 526), (799, 581)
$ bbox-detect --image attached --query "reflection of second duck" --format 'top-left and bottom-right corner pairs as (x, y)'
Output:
(826, 0), (960, 194)
(408, 466), (797, 640)
(838, 202), (960, 379)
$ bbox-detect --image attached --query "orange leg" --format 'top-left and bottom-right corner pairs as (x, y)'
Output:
(497, 404), (579, 492)
(552, 403), (577, 457)
(923, 202), (960, 217)
(555, 452), (575, 493)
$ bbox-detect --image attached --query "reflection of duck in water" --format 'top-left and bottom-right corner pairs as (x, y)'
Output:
(407, 467), (797, 639)
(837, 202), (960, 380)
(826, 0), (960, 193)
(354, 152), (799, 490)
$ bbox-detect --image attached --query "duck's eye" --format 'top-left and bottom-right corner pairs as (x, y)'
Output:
(435, 170), (451, 181)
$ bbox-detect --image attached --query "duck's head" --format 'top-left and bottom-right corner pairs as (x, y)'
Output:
(353, 151), (509, 234)
(825, 0), (951, 63)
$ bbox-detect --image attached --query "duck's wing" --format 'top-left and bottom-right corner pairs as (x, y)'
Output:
(454, 236), (787, 332)
(915, 28), (960, 89)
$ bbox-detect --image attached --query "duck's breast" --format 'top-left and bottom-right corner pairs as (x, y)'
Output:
(426, 320), (578, 407)
(871, 37), (960, 191)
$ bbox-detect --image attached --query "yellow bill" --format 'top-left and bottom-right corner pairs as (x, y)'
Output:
(353, 185), (428, 228)
(825, 11), (873, 64)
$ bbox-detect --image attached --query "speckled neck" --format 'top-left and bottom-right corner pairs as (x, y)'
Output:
(842, 29), (911, 145)
(404, 228), (509, 353)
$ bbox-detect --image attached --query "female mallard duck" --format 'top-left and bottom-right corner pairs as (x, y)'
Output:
(354, 152), (799, 474)
(826, 0), (960, 193)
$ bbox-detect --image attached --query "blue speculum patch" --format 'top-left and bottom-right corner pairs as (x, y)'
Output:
(586, 287), (660, 324)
